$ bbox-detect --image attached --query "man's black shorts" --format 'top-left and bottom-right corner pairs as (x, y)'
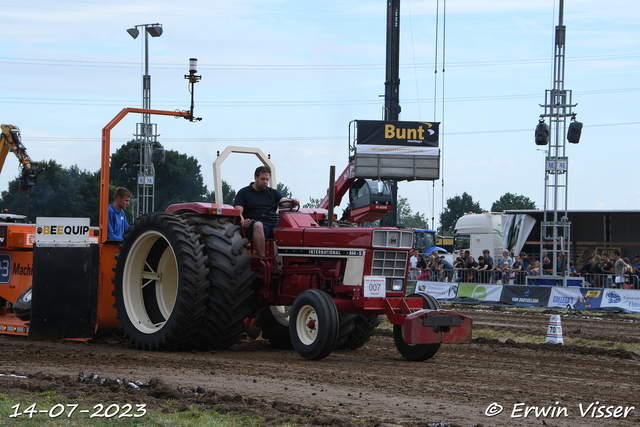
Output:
(246, 220), (276, 241)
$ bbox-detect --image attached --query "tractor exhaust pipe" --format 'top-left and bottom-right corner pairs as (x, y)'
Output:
(328, 165), (335, 228)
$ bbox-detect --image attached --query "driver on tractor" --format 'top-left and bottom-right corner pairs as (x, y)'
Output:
(234, 166), (299, 257)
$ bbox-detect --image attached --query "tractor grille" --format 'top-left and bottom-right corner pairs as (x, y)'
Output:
(371, 250), (408, 291)
(372, 230), (413, 249)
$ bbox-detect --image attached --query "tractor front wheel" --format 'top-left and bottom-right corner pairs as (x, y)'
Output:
(112, 212), (209, 351)
(289, 289), (339, 360)
(393, 293), (442, 361)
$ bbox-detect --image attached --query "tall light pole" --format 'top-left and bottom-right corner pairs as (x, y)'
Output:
(127, 23), (163, 216)
(535, 0), (582, 284)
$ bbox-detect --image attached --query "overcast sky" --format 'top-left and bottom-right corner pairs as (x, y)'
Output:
(2, 0), (639, 227)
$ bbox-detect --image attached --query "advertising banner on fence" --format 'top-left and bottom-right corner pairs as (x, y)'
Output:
(548, 287), (603, 310)
(456, 284), (503, 302)
(356, 120), (439, 156)
(600, 289), (640, 312)
(415, 281), (459, 299)
(501, 285), (551, 307)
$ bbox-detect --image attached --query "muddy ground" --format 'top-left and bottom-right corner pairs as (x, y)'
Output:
(1, 305), (639, 426)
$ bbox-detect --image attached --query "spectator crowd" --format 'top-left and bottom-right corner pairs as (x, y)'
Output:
(409, 248), (640, 289)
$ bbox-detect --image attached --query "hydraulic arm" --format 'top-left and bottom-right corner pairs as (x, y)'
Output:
(0, 124), (40, 192)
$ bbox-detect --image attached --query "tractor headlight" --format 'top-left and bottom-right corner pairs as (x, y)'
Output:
(392, 279), (404, 291)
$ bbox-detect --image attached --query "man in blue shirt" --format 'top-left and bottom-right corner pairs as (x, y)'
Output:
(108, 187), (131, 240)
(234, 166), (298, 257)
(434, 255), (455, 282)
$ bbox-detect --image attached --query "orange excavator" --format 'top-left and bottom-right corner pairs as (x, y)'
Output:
(0, 124), (41, 193)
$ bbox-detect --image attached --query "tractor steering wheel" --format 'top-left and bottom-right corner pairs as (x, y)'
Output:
(264, 199), (300, 221)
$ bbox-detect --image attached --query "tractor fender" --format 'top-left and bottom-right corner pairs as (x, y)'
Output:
(165, 202), (241, 218)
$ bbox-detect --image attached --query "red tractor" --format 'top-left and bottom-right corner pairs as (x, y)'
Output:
(114, 200), (472, 360)
(0, 108), (472, 361)
(111, 142), (472, 361)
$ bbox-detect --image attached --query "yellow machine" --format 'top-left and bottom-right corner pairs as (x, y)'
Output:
(0, 124), (40, 192)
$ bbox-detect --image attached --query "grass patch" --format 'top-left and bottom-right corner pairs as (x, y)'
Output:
(378, 316), (393, 330)
(36, 390), (58, 399)
(473, 328), (546, 344)
(473, 328), (640, 354)
(0, 397), (300, 427)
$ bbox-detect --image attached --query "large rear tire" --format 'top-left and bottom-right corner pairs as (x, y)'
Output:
(184, 215), (255, 350)
(335, 313), (357, 348)
(393, 293), (442, 361)
(112, 212), (209, 351)
(256, 306), (293, 349)
(337, 314), (380, 350)
(289, 289), (339, 360)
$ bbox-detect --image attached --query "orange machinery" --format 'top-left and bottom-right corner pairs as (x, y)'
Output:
(0, 109), (192, 339)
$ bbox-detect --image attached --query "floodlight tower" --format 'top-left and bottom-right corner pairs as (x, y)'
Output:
(535, 0), (582, 284)
(127, 23), (164, 216)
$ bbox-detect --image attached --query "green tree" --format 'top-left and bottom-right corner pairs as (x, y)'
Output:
(153, 151), (209, 211)
(0, 142), (213, 225)
(0, 160), (101, 224)
(222, 181), (236, 205)
(109, 141), (210, 213)
(397, 196), (428, 229)
(204, 180), (236, 205)
(109, 140), (138, 193)
(439, 192), (484, 233)
(491, 192), (537, 212)
(277, 182), (292, 199)
(302, 196), (322, 209)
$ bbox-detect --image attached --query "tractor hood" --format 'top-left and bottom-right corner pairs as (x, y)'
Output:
(274, 213), (413, 250)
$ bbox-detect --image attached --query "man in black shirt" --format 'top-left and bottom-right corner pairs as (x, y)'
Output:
(234, 166), (299, 257)
(602, 253), (614, 288)
(475, 256), (492, 283)
(465, 256), (478, 283)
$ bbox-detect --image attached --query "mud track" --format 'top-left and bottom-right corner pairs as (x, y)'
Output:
(1, 305), (639, 426)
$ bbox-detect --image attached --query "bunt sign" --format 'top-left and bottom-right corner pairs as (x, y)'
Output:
(350, 120), (441, 181)
(356, 120), (439, 155)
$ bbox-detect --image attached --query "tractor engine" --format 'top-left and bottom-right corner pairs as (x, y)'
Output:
(257, 210), (413, 310)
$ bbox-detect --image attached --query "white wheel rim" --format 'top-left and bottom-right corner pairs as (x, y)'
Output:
(400, 325), (412, 346)
(270, 305), (291, 326)
(122, 230), (179, 334)
(23, 289), (32, 303)
(296, 304), (318, 345)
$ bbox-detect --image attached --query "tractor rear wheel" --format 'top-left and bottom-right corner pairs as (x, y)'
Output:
(112, 212), (209, 351)
(256, 305), (293, 349)
(184, 215), (255, 350)
(335, 313), (357, 348)
(393, 293), (442, 361)
(337, 314), (380, 350)
(290, 289), (339, 360)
